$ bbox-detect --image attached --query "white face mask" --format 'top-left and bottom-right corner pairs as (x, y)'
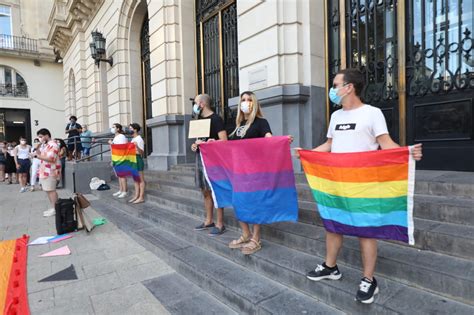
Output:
(111, 127), (117, 134)
(20, 140), (26, 145)
(240, 101), (251, 114)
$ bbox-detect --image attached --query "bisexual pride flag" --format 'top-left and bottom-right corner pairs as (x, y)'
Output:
(0, 235), (30, 315)
(111, 143), (141, 182)
(199, 136), (298, 224)
(299, 147), (416, 244)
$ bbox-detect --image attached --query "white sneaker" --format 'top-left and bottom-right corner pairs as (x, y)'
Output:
(113, 191), (122, 197)
(20, 187), (27, 193)
(117, 191), (128, 199)
(43, 208), (56, 217)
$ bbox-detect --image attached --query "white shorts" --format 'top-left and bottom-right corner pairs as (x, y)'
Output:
(40, 177), (58, 192)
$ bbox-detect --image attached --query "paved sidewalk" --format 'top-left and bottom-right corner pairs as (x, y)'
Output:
(0, 183), (173, 315)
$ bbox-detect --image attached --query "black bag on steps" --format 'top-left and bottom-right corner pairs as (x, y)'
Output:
(55, 198), (78, 235)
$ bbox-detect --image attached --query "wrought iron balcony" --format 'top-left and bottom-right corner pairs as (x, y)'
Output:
(0, 84), (29, 98)
(0, 34), (38, 53)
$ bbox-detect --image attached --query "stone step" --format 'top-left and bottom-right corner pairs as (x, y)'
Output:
(85, 200), (237, 314)
(90, 196), (343, 315)
(144, 176), (474, 227)
(148, 169), (474, 199)
(412, 194), (474, 226)
(137, 176), (474, 260)
(90, 193), (474, 314)
(146, 171), (195, 185)
(169, 163), (195, 173)
(112, 179), (474, 260)
(143, 273), (238, 315)
(105, 182), (474, 304)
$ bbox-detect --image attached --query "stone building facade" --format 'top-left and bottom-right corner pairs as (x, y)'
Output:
(48, 0), (474, 171)
(0, 0), (64, 143)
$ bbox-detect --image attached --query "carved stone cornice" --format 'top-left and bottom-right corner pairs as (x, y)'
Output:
(48, 0), (105, 56)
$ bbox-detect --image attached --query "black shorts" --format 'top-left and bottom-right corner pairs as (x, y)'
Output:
(17, 158), (31, 173)
(68, 142), (82, 152)
(195, 153), (211, 191)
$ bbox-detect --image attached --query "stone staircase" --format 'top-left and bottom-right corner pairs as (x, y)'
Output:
(91, 164), (474, 314)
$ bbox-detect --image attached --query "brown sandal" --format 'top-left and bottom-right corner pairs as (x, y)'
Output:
(241, 239), (262, 255)
(228, 235), (252, 249)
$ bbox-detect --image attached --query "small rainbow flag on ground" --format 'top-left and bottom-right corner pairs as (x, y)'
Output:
(299, 147), (415, 244)
(111, 143), (141, 182)
(0, 235), (30, 315)
(200, 136), (298, 224)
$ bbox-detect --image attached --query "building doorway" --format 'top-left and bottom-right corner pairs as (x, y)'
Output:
(140, 12), (152, 156)
(326, 0), (473, 171)
(0, 108), (31, 143)
(196, 0), (240, 131)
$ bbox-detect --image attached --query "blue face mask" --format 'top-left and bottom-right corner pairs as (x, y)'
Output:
(329, 87), (343, 105)
(193, 104), (201, 115)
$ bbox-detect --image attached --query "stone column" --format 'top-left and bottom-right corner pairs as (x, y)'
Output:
(146, 0), (195, 170)
(235, 0), (327, 170)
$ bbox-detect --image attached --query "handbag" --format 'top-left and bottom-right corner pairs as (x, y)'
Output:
(76, 193), (91, 209)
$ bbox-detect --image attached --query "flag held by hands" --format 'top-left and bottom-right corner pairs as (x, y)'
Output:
(299, 147), (416, 245)
(111, 143), (141, 182)
(199, 136), (299, 224)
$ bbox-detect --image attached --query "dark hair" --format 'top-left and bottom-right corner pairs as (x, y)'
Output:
(19, 136), (26, 141)
(55, 138), (68, 150)
(113, 123), (123, 133)
(37, 128), (51, 137)
(70, 115), (77, 121)
(337, 68), (365, 97)
(129, 123), (141, 132)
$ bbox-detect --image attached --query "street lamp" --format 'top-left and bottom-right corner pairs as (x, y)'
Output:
(89, 31), (113, 67)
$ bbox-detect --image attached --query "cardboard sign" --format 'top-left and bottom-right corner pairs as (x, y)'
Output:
(188, 119), (211, 139)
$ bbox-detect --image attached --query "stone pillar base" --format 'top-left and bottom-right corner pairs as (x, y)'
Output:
(146, 114), (194, 171)
(64, 160), (112, 193)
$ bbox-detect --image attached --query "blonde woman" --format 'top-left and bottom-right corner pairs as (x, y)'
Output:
(228, 91), (273, 255)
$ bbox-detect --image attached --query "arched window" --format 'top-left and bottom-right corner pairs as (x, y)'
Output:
(68, 69), (76, 115)
(0, 65), (28, 97)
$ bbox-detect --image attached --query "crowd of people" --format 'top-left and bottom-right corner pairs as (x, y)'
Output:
(0, 118), (94, 192)
(1, 68), (423, 304)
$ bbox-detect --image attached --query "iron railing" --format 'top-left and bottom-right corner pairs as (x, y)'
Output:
(0, 84), (28, 97)
(65, 135), (133, 163)
(0, 34), (38, 53)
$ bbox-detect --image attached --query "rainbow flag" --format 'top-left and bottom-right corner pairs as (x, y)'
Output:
(0, 235), (30, 315)
(299, 147), (415, 244)
(111, 143), (141, 182)
(200, 136), (298, 224)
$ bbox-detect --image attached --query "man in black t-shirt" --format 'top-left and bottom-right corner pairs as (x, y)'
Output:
(65, 115), (82, 160)
(191, 94), (228, 236)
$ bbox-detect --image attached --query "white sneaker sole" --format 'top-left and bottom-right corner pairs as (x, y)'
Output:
(358, 286), (379, 304)
(307, 273), (342, 281)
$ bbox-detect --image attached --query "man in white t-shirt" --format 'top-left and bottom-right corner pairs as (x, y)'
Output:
(296, 69), (422, 304)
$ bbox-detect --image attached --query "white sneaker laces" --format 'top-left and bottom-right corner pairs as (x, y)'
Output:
(359, 280), (372, 293)
(315, 264), (325, 272)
